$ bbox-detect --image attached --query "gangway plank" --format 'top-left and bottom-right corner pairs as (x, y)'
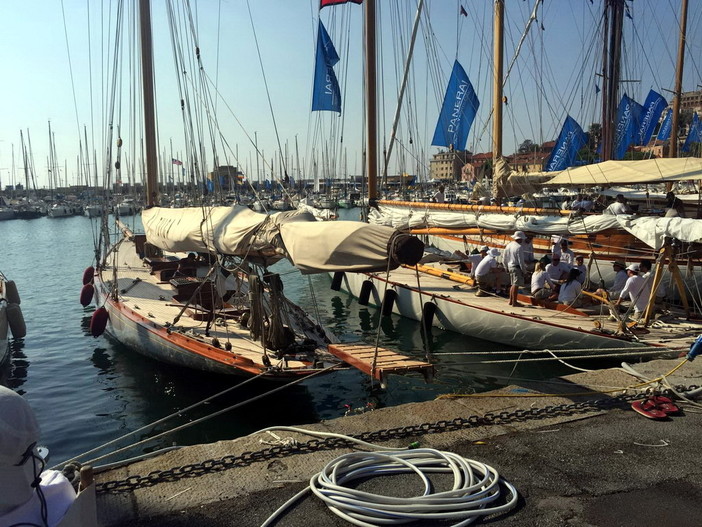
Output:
(328, 343), (434, 387)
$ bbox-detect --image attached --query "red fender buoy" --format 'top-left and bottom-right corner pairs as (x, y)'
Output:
(82, 267), (95, 285)
(80, 283), (95, 307)
(90, 307), (109, 337)
(7, 303), (27, 339)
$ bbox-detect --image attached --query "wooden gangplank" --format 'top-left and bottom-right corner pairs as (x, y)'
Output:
(328, 343), (434, 387)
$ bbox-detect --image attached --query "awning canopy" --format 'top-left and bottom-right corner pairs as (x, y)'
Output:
(544, 158), (702, 186)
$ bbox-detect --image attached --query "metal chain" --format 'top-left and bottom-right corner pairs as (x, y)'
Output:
(96, 385), (699, 494)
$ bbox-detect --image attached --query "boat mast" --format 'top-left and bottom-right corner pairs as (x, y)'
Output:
(669, 0), (689, 159)
(139, 0), (159, 207)
(492, 0), (504, 171)
(600, 0), (624, 162)
(364, 0), (378, 201)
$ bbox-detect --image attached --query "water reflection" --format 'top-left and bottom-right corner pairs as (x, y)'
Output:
(2, 339), (29, 391)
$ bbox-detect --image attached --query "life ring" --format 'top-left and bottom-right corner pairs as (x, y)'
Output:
(7, 303), (27, 339)
(82, 267), (95, 285)
(4, 280), (21, 305)
(90, 307), (109, 337)
(80, 283), (95, 307)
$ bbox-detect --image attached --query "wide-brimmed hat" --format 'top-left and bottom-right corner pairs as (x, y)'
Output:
(488, 248), (500, 257)
(626, 263), (640, 273)
(511, 230), (526, 240)
(479, 246), (489, 253)
(613, 261), (625, 268)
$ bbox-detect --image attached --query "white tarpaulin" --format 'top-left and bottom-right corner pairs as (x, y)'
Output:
(616, 216), (702, 249)
(142, 206), (408, 273)
(544, 158), (702, 186)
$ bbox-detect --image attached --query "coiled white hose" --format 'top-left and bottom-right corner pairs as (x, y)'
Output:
(262, 448), (518, 527)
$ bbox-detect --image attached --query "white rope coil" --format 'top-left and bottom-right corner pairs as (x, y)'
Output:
(263, 448), (518, 527)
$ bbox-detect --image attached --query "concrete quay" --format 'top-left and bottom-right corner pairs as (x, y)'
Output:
(95, 357), (702, 527)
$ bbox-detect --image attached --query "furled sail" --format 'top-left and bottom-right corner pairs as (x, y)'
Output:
(142, 206), (423, 273)
(544, 158), (702, 186)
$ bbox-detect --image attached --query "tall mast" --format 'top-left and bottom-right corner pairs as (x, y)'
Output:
(492, 0), (504, 167)
(670, 0), (689, 159)
(139, 0), (158, 207)
(600, 0), (624, 162)
(364, 0), (377, 201)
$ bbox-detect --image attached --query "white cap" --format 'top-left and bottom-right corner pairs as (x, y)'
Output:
(488, 248), (500, 257)
(0, 386), (42, 511)
(512, 230), (526, 240)
(626, 263), (640, 273)
(479, 246), (489, 253)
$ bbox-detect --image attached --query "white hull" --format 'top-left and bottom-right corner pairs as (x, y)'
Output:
(47, 205), (75, 218)
(84, 205), (102, 218)
(336, 267), (701, 352)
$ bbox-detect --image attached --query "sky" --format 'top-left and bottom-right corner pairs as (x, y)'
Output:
(0, 0), (700, 190)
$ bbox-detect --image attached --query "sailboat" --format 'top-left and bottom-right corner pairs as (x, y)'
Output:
(84, 0), (425, 381)
(333, 0), (702, 353)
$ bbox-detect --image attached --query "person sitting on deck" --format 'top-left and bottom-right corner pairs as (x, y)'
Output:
(573, 254), (587, 285)
(604, 194), (631, 215)
(474, 248), (502, 297)
(665, 191), (686, 217)
(595, 260), (628, 302)
(545, 254), (569, 282)
(531, 261), (557, 300)
(553, 238), (575, 266)
(558, 268), (583, 307)
(465, 246), (489, 278)
(175, 252), (198, 277)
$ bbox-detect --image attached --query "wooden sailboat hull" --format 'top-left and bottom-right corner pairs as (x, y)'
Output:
(90, 238), (329, 380)
(336, 267), (698, 353)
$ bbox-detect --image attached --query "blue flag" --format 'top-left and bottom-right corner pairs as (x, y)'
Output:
(636, 90), (666, 146)
(682, 113), (701, 152)
(657, 108), (672, 141)
(312, 21), (341, 113)
(614, 94), (643, 160)
(545, 116), (587, 172)
(431, 61), (479, 149)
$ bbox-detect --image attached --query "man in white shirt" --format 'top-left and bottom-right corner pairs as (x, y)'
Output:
(604, 194), (631, 215)
(545, 254), (569, 282)
(433, 185), (445, 203)
(615, 263), (651, 317)
(467, 246), (489, 279)
(475, 248), (501, 296)
(503, 230), (527, 307)
(639, 260), (666, 309)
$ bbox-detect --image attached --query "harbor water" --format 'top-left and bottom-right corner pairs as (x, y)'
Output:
(0, 210), (569, 468)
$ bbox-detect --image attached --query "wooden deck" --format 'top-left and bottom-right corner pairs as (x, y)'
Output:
(327, 343), (434, 387)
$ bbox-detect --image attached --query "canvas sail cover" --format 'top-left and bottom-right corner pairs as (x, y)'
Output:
(142, 206), (418, 273)
(369, 202), (702, 250)
(544, 158), (702, 186)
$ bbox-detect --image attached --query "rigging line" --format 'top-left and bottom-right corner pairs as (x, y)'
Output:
(52, 369), (269, 470)
(83, 363), (342, 468)
(245, 0), (288, 179)
(60, 0), (83, 138)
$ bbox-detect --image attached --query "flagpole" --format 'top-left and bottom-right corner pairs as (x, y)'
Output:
(670, 0), (689, 160)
